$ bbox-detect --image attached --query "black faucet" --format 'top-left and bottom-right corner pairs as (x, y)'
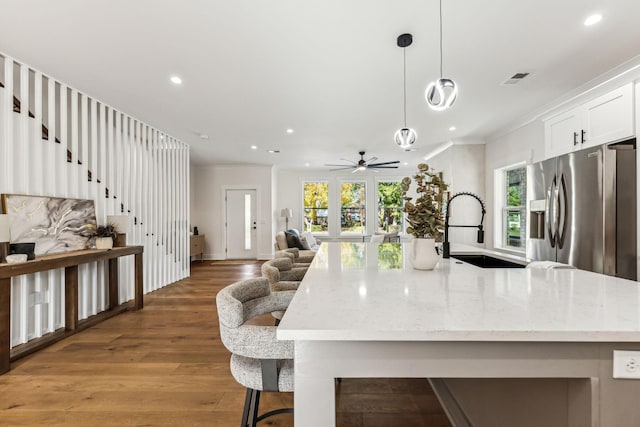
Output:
(442, 192), (486, 258)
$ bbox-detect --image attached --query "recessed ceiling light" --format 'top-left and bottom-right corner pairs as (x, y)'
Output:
(286, 128), (294, 134)
(305, 162), (310, 167)
(584, 14), (602, 26)
(170, 75), (183, 85)
(199, 134), (209, 140)
(404, 148), (416, 152)
(251, 145), (258, 150)
(449, 126), (456, 131)
(403, 162), (409, 166)
(268, 150), (280, 154)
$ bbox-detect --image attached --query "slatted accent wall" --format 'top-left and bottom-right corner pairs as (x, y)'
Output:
(0, 53), (190, 347)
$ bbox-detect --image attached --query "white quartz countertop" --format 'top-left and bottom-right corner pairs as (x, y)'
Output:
(277, 242), (640, 342)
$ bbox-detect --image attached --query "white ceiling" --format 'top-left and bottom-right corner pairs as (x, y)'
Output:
(0, 0), (639, 170)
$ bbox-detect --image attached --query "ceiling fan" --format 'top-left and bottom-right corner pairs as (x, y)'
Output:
(325, 151), (400, 173)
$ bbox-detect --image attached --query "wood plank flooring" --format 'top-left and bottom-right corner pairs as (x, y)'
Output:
(0, 260), (451, 426)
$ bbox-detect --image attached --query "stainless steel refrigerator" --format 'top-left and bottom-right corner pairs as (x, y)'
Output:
(527, 139), (637, 280)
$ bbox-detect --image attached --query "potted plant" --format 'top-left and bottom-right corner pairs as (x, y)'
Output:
(94, 224), (118, 250)
(401, 163), (449, 270)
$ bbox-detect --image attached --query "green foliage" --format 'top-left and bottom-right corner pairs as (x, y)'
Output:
(508, 186), (520, 206)
(95, 224), (118, 239)
(401, 163), (449, 240)
(377, 182), (403, 232)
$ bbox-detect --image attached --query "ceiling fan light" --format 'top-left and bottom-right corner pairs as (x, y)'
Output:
(426, 78), (458, 111)
(394, 127), (417, 149)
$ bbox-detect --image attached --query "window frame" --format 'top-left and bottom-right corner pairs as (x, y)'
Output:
(493, 163), (527, 253)
(375, 178), (404, 234)
(301, 180), (330, 236)
(338, 179), (367, 236)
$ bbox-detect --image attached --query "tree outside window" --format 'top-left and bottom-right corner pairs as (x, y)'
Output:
(340, 181), (366, 234)
(303, 181), (328, 233)
(377, 181), (403, 233)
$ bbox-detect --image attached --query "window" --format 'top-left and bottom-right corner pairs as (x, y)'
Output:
(377, 181), (403, 233)
(502, 167), (526, 249)
(340, 181), (366, 234)
(303, 181), (329, 233)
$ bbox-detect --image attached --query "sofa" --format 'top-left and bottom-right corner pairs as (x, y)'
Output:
(274, 229), (319, 254)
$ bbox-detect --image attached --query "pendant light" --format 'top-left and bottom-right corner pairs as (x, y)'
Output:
(394, 33), (417, 149)
(426, 0), (458, 111)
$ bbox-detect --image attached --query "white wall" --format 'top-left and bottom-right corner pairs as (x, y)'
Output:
(191, 164), (274, 259)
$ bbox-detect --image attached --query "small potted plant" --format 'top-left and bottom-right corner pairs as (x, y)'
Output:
(401, 163), (449, 269)
(94, 224), (118, 250)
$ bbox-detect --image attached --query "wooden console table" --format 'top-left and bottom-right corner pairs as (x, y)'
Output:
(0, 246), (144, 374)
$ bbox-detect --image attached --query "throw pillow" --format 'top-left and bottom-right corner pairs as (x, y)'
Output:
(302, 231), (317, 247)
(286, 228), (300, 238)
(284, 231), (306, 250)
(299, 236), (311, 250)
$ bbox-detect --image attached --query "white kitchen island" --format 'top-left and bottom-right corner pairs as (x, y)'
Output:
(277, 242), (640, 427)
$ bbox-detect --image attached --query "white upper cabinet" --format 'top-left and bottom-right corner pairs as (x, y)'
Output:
(544, 83), (635, 158)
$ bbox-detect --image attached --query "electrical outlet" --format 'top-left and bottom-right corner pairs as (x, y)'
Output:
(613, 350), (640, 379)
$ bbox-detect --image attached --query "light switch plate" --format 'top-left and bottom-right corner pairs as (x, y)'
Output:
(613, 350), (640, 379)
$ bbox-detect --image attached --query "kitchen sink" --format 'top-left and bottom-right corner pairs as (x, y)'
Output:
(451, 254), (525, 269)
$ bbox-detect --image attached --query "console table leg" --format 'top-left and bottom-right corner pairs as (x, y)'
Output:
(108, 258), (119, 310)
(0, 277), (10, 374)
(134, 253), (143, 310)
(65, 266), (79, 331)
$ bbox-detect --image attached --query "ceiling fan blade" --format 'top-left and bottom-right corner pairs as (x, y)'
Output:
(368, 165), (398, 169)
(368, 160), (400, 167)
(364, 156), (378, 164)
(338, 158), (357, 165)
(329, 166), (357, 171)
(351, 168), (360, 174)
(325, 163), (352, 167)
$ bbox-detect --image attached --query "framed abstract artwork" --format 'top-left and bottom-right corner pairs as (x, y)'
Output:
(1, 194), (97, 255)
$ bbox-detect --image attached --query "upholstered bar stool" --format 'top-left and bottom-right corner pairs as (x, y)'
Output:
(262, 258), (307, 284)
(274, 250), (310, 268)
(216, 278), (295, 427)
(276, 247), (315, 264)
(261, 259), (306, 324)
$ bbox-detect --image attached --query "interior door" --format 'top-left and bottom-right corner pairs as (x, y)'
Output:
(225, 189), (257, 259)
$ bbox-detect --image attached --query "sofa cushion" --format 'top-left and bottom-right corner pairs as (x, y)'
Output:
(275, 232), (288, 250)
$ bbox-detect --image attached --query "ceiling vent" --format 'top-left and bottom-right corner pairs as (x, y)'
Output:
(502, 72), (530, 85)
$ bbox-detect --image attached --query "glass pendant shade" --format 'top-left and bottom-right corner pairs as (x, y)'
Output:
(394, 127), (417, 149)
(426, 78), (458, 111)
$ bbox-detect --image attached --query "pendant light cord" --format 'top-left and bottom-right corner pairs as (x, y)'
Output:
(403, 47), (407, 127)
(439, 0), (443, 78)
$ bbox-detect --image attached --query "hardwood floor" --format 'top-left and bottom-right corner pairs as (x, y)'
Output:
(0, 260), (451, 426)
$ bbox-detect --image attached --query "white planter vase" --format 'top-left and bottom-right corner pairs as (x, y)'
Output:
(95, 237), (113, 250)
(409, 238), (439, 270)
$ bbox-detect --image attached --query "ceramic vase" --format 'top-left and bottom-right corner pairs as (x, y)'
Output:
(409, 238), (439, 270)
(95, 237), (113, 250)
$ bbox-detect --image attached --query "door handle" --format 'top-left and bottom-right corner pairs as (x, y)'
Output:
(546, 177), (557, 248)
(573, 132), (579, 146)
(557, 174), (568, 249)
(581, 129), (586, 144)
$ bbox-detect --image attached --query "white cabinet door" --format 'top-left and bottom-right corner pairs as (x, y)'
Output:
(581, 83), (634, 149)
(544, 108), (581, 158)
(544, 83), (635, 159)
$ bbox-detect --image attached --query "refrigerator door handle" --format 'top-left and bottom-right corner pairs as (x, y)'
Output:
(547, 176), (557, 248)
(557, 173), (568, 249)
